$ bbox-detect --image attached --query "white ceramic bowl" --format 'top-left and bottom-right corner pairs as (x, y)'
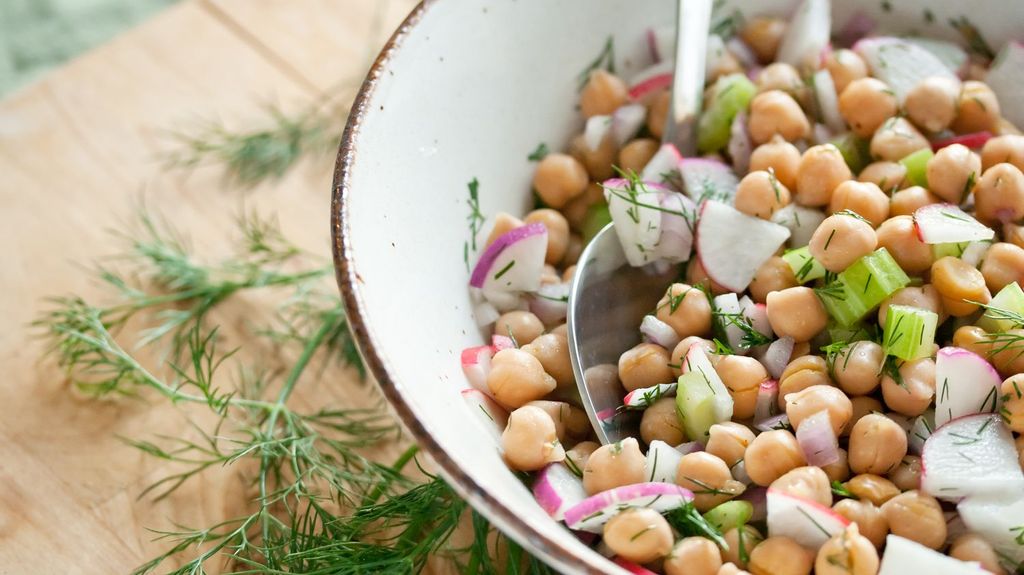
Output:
(333, 1), (1022, 572)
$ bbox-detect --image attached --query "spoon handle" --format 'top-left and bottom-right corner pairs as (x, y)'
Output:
(663, 0), (712, 156)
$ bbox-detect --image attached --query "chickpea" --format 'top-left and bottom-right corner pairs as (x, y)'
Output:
(656, 283), (713, 338)
(881, 358), (936, 417)
(502, 406), (564, 471)
(716, 355), (769, 420)
(565, 440), (598, 472)
(618, 343), (674, 392)
(825, 49), (869, 94)
(488, 349), (557, 409)
(931, 256), (991, 317)
(828, 180), (889, 227)
(839, 78), (899, 138)
(890, 186), (941, 217)
(677, 452), (745, 511)
(523, 209), (570, 266)
(771, 466), (832, 507)
(671, 336), (713, 377)
(808, 214), (878, 273)
(847, 396), (884, 438)
(641, 396), (687, 445)
(878, 285), (944, 328)
(721, 525), (763, 569)
(926, 144), (982, 204)
(748, 536), (814, 575)
(974, 163), (1024, 225)
(875, 219), (933, 279)
(950, 533), (1007, 575)
(570, 131), (617, 181)
(688, 256), (730, 295)
(749, 256), (799, 304)
(540, 264), (561, 286)
(870, 117), (930, 162)
(494, 311), (544, 345)
(905, 76), (961, 133)
(796, 144), (853, 207)
(822, 448), (852, 483)
(647, 90), (670, 140)
(834, 341), (885, 396)
(563, 234), (584, 266)
(524, 400), (575, 441)
(740, 17), (786, 63)
(981, 242), (1024, 293)
(750, 136), (802, 190)
(718, 564), (752, 575)
(735, 170), (791, 219)
(952, 81), (1001, 134)
(749, 90), (810, 145)
(792, 341), (812, 358)
(583, 437), (646, 494)
(706, 422), (756, 468)
(550, 323), (569, 338)
(756, 63), (804, 97)
(618, 138), (660, 175)
(833, 499), (888, 548)
(664, 536), (725, 575)
(815, 524), (879, 575)
(603, 508), (674, 564)
(954, 325), (996, 359)
(744, 430), (807, 486)
(766, 287), (828, 342)
(880, 490), (947, 549)
(533, 153), (588, 208)
(1005, 223), (1024, 250)
(888, 456), (922, 492)
(485, 212), (524, 247)
(859, 161), (908, 193)
(844, 474), (900, 506)
(562, 182), (605, 232)
(1001, 374), (1024, 433)
(982, 134), (1024, 172)
(785, 385), (853, 435)
(579, 69), (628, 118)
(848, 413), (909, 476)
(779, 355), (832, 408)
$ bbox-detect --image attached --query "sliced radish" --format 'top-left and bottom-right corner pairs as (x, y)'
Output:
(714, 293), (747, 353)
(984, 42), (1024, 131)
(461, 389), (509, 445)
(771, 204), (827, 248)
(909, 410), (935, 455)
(961, 241), (991, 268)
(472, 297), (501, 326)
(726, 37), (758, 69)
(681, 345), (733, 422)
(879, 534), (988, 575)
(492, 334), (515, 351)
(461, 345), (494, 393)
(469, 223), (548, 302)
(533, 462), (587, 521)
(628, 60), (674, 103)
(611, 104), (647, 147)
(913, 204), (995, 244)
(767, 488), (850, 550)
(583, 115), (612, 151)
(603, 179), (665, 267)
(640, 314), (681, 350)
(921, 414), (1024, 501)
(931, 131), (992, 152)
(854, 37), (957, 102)
(812, 69), (845, 133)
(640, 143), (682, 185)
(958, 494), (1024, 569)
(776, 0), (830, 71)
(645, 26), (674, 64)
(623, 382), (678, 410)
(739, 296), (774, 339)
(754, 379), (780, 422)
(679, 158), (739, 204)
(905, 37), (969, 75)
(934, 347), (1002, 427)
(645, 439), (684, 483)
(729, 112), (752, 175)
(563, 482), (695, 533)
(613, 557), (659, 575)
(528, 282), (570, 326)
(696, 200), (791, 292)
(759, 337), (794, 380)
(654, 192), (696, 264)
(796, 409), (841, 467)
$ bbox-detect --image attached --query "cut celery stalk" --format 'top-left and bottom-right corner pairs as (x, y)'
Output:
(931, 242), (968, 260)
(581, 202), (610, 244)
(883, 304), (939, 360)
(783, 247), (826, 283)
(899, 148), (933, 187)
(703, 500), (753, 531)
(828, 322), (875, 344)
(978, 282), (1024, 333)
(697, 74), (757, 154)
(675, 371), (722, 442)
(819, 248), (911, 327)
(829, 133), (871, 174)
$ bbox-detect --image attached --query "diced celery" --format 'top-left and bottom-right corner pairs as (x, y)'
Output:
(978, 282), (1024, 333)
(820, 248), (911, 327)
(883, 304), (939, 360)
(783, 247), (826, 283)
(828, 322), (875, 344)
(829, 133), (871, 174)
(581, 202), (610, 244)
(697, 74), (757, 153)
(899, 148), (934, 187)
(675, 371), (720, 442)
(931, 242), (968, 260)
(703, 500), (753, 531)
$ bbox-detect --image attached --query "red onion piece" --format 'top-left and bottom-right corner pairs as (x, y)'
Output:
(837, 11), (876, 47)
(796, 410), (840, 467)
(528, 283), (569, 326)
(675, 441), (703, 455)
(760, 336), (794, 379)
(726, 37), (758, 69)
(754, 379), (779, 423)
(640, 314), (681, 350)
(729, 112), (752, 175)
(739, 486), (768, 522)
(931, 131), (992, 151)
(754, 413), (791, 433)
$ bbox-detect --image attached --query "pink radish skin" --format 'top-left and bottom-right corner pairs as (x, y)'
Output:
(628, 60), (674, 102)
(613, 558), (659, 575)
(623, 383), (678, 410)
(563, 482), (695, 533)
(879, 534), (988, 574)
(740, 486), (769, 522)
(931, 131), (992, 151)
(469, 223), (548, 298)
(460, 345), (494, 392)
(729, 112), (752, 174)
(921, 414), (1024, 501)
(492, 335), (515, 351)
(533, 462), (587, 521)
(913, 204), (994, 244)
(767, 488), (850, 549)
(461, 389), (509, 446)
(934, 347), (1002, 427)
(696, 200), (791, 292)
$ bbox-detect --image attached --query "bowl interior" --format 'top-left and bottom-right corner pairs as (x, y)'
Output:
(334, 1), (1023, 572)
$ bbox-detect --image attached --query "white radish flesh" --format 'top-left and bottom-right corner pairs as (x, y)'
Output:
(640, 143), (682, 185)
(622, 382), (678, 410)
(766, 488), (850, 550)
(460, 345), (494, 392)
(533, 462), (587, 521)
(714, 293), (747, 353)
(611, 104), (647, 147)
(921, 414), (1024, 501)
(653, 192), (696, 264)
(696, 200), (791, 292)
(603, 179), (664, 267)
(640, 314), (681, 350)
(679, 158), (739, 204)
(739, 296), (774, 339)
(563, 482), (694, 533)
(909, 410), (935, 455)
(913, 204), (995, 245)
(771, 204), (827, 248)
(682, 345), (734, 423)
(645, 440), (684, 483)
(812, 69), (845, 133)
(528, 283), (570, 326)
(583, 115), (612, 151)
(957, 494), (1024, 569)
(855, 37), (958, 102)
(470, 223), (548, 302)
(878, 534), (988, 575)
(776, 0), (831, 71)
(934, 347), (1002, 427)
(904, 37), (968, 75)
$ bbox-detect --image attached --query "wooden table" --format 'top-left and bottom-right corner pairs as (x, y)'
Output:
(0, 1), (421, 572)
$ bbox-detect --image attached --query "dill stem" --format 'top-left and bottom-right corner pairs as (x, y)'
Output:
(360, 444), (420, 508)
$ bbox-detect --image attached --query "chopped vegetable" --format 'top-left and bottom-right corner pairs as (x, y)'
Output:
(819, 248), (911, 327)
(921, 414), (1024, 501)
(702, 500), (753, 531)
(783, 246), (827, 283)
(934, 347), (1002, 426)
(697, 74), (758, 154)
(899, 147), (934, 187)
(563, 482), (695, 533)
(977, 281), (1024, 333)
(913, 204), (995, 244)
(883, 305), (938, 361)
(696, 200), (791, 292)
(766, 488), (850, 550)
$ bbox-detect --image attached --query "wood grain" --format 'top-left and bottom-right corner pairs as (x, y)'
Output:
(0, 0), (420, 572)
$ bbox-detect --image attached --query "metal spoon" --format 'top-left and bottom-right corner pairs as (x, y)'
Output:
(567, 0), (712, 444)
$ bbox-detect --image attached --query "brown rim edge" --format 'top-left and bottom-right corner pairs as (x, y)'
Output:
(330, 3), (607, 574)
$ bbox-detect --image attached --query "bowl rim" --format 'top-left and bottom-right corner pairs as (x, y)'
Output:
(330, 2), (608, 572)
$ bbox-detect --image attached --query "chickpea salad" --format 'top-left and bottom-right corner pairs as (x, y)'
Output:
(460, 2), (1024, 574)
